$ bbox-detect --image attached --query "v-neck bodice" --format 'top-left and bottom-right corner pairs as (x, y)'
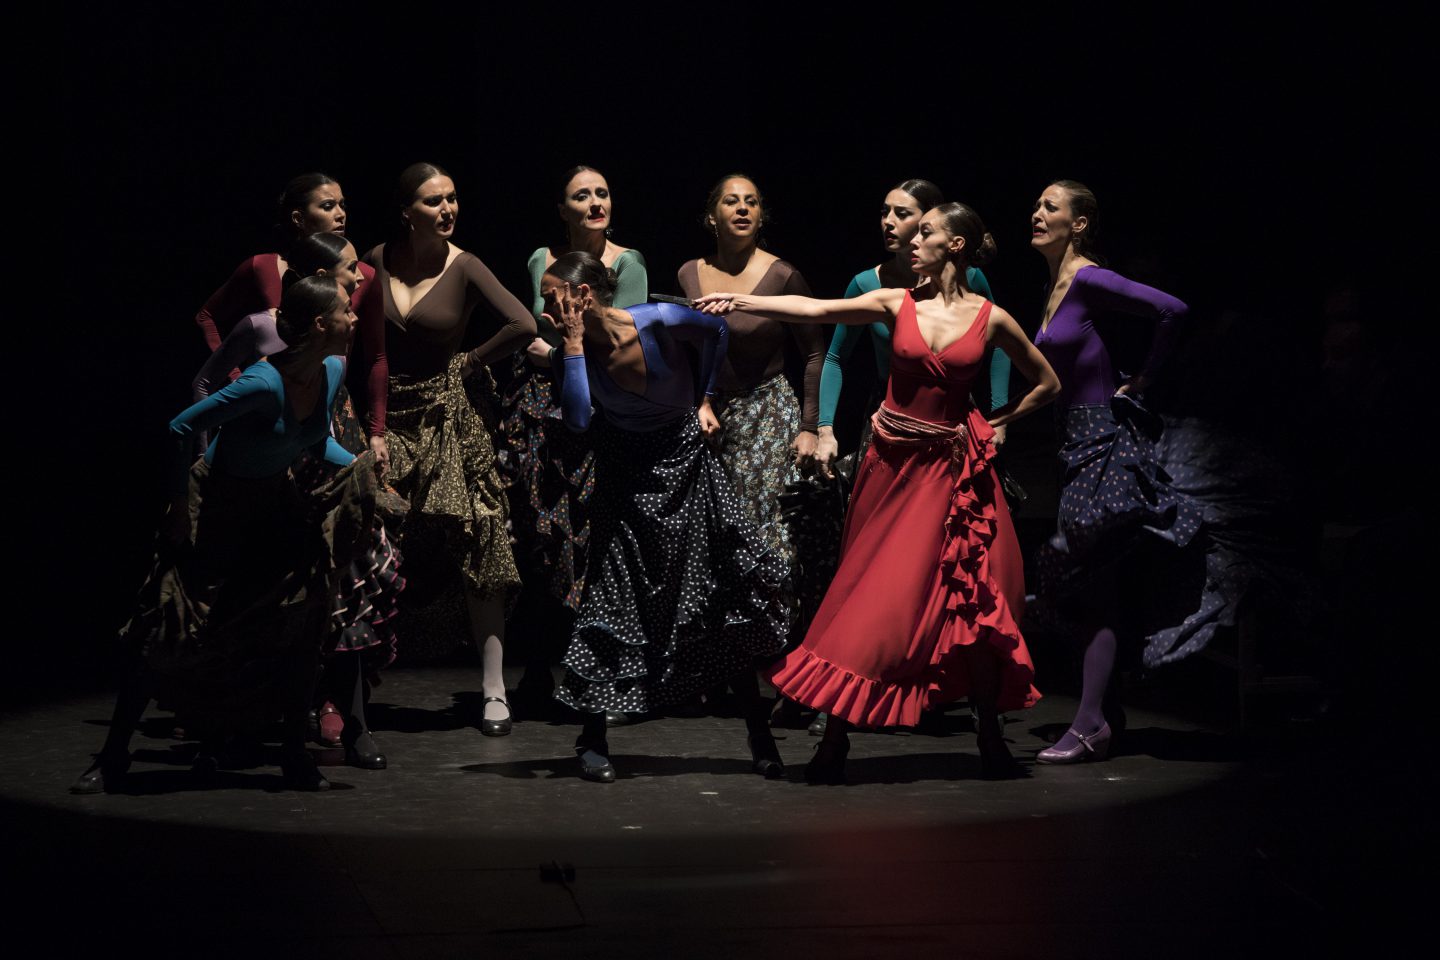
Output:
(884, 291), (991, 426)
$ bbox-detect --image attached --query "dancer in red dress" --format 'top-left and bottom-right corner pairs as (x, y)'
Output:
(697, 202), (1060, 782)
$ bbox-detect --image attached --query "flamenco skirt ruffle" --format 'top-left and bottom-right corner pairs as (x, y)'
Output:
(1036, 396), (1258, 667)
(554, 412), (791, 715)
(124, 452), (381, 732)
(385, 357), (520, 659)
(496, 357), (594, 611)
(766, 409), (1038, 728)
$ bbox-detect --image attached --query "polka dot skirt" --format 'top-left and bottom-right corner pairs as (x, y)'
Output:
(554, 412), (792, 715)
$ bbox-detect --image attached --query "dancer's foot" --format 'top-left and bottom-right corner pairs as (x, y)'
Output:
(316, 702), (344, 747)
(575, 737), (615, 783)
(808, 712), (828, 737)
(280, 749), (331, 791)
(480, 697), (513, 737)
(344, 731), (387, 770)
(1036, 721), (1113, 764)
(747, 732), (785, 780)
(69, 754), (130, 795)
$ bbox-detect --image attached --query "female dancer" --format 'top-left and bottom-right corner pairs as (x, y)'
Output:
(1025, 180), (1201, 764)
(697, 203), (1061, 783)
(194, 231), (402, 768)
(73, 276), (377, 793)
(193, 172), (388, 470)
(677, 174), (824, 580)
(815, 178), (1009, 474)
(540, 252), (790, 782)
(364, 162), (535, 736)
(502, 167), (649, 708)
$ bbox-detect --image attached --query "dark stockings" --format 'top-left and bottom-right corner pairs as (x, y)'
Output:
(324, 650), (372, 749)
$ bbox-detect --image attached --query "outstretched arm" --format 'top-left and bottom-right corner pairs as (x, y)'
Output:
(694, 287), (905, 327)
(984, 307), (1061, 429)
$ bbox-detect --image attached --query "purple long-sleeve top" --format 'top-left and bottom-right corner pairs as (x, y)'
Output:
(1034, 265), (1188, 410)
(554, 302), (728, 432)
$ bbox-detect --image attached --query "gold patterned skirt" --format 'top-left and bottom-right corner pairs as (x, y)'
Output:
(385, 357), (520, 656)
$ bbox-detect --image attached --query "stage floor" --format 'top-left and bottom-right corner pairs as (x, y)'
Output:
(1, 667), (1402, 958)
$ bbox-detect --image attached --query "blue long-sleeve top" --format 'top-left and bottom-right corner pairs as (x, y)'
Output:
(817, 265), (1011, 423)
(167, 355), (353, 495)
(554, 303), (729, 433)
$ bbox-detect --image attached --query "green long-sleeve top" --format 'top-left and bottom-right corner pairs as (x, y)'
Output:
(526, 247), (649, 347)
(817, 266), (1011, 425)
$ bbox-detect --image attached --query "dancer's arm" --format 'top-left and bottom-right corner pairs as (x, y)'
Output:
(612, 249), (650, 309)
(1077, 268), (1189, 393)
(983, 307), (1061, 429)
(694, 287), (905, 326)
(459, 256), (539, 371)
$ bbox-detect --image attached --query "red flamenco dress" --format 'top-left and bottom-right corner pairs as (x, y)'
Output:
(766, 292), (1039, 727)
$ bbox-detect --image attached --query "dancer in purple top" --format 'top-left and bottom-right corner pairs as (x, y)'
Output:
(1027, 180), (1205, 764)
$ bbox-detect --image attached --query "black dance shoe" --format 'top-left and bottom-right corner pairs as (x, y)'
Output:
(344, 732), (388, 770)
(805, 738), (849, 785)
(978, 722), (1028, 779)
(280, 750), (331, 792)
(604, 709), (631, 728)
(808, 712), (828, 737)
(69, 754), (130, 795)
(748, 732), (786, 780)
(480, 697), (513, 737)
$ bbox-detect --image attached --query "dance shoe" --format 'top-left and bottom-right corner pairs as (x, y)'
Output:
(69, 755), (130, 795)
(976, 730), (1026, 780)
(604, 709), (631, 728)
(280, 750), (331, 791)
(1035, 721), (1113, 764)
(805, 738), (849, 785)
(748, 732), (786, 780)
(316, 702), (344, 747)
(808, 712), (828, 737)
(344, 732), (388, 770)
(480, 697), (513, 737)
(576, 739), (615, 783)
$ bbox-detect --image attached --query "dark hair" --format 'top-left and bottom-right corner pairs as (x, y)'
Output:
(276, 172), (339, 237)
(545, 251), (618, 306)
(393, 161), (453, 213)
(702, 172), (767, 235)
(286, 231), (350, 277)
(891, 178), (945, 213)
(933, 202), (997, 269)
(276, 275), (343, 349)
(1050, 179), (1100, 260)
(557, 165), (604, 202)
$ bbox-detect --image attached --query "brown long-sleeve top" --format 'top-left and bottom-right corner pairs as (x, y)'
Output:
(365, 244), (536, 381)
(677, 258), (824, 431)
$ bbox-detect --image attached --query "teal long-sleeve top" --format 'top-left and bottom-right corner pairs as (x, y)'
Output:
(526, 247), (649, 348)
(817, 266), (1011, 426)
(167, 355), (352, 496)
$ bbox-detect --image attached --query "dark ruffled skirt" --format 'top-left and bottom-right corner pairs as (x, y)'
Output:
(496, 357), (594, 611)
(555, 412), (792, 715)
(125, 452), (381, 732)
(714, 373), (803, 573)
(1037, 396), (1245, 667)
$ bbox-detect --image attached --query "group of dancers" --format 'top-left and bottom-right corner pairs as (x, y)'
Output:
(73, 162), (1246, 792)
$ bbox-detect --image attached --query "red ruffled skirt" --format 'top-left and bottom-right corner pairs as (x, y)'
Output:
(766, 408), (1039, 727)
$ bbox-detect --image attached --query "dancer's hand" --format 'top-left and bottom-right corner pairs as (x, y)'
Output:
(693, 293), (743, 315)
(791, 430), (818, 474)
(526, 337), (553, 367)
(369, 434), (390, 479)
(1115, 374), (1149, 397)
(460, 355), (474, 378)
(557, 283), (588, 352)
(813, 427), (839, 479)
(991, 423), (1007, 448)
(698, 398), (723, 440)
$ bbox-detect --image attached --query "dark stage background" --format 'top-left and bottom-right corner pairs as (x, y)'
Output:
(21, 6), (1425, 700)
